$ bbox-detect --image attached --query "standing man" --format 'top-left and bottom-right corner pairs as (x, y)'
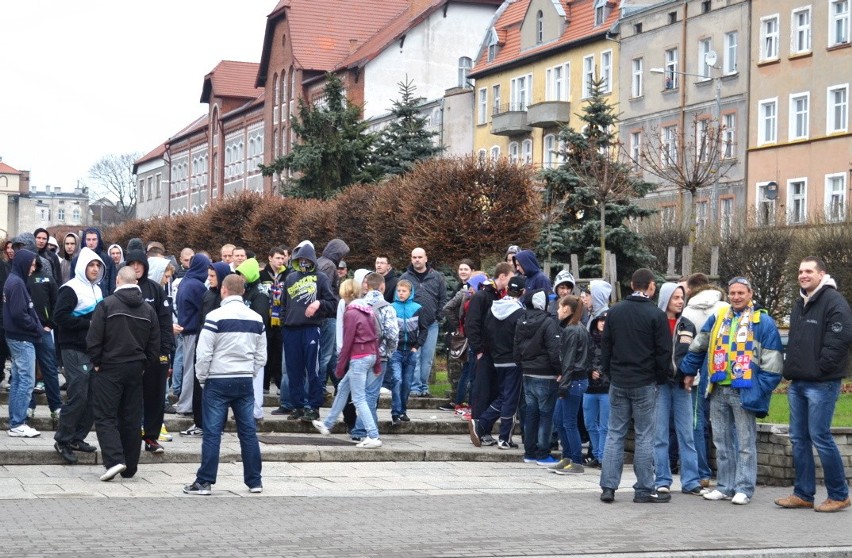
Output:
(775, 257), (852, 513)
(219, 244), (235, 266)
(87, 267), (160, 481)
(34, 228), (62, 285)
(176, 248), (195, 279)
(375, 255), (399, 304)
(599, 268), (672, 504)
(81, 227), (117, 296)
(400, 247), (447, 397)
(259, 247), (288, 397)
(183, 274), (266, 495)
(174, 253), (212, 415)
(231, 247), (248, 269)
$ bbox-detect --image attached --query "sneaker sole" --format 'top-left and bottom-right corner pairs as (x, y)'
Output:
(100, 464), (127, 482)
(183, 488), (212, 495)
(468, 420), (481, 447)
(8, 430), (40, 438)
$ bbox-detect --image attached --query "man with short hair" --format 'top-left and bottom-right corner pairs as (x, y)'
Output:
(81, 227), (117, 296)
(599, 268), (672, 504)
(176, 247), (195, 279)
(375, 255), (398, 303)
(400, 247), (447, 397)
(775, 257), (852, 513)
(87, 266), (160, 481)
(183, 274), (266, 496)
(259, 247), (288, 398)
(231, 247), (248, 269)
(220, 244), (235, 265)
(34, 228), (62, 285)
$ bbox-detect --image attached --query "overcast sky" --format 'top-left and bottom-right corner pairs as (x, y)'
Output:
(1, 0), (271, 190)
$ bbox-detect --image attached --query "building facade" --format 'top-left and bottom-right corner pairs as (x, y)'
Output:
(9, 184), (89, 238)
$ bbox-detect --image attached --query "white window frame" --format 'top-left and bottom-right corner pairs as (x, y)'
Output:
(789, 92), (810, 140)
(787, 178), (808, 224)
(760, 14), (780, 61)
(698, 37), (712, 79)
(662, 125), (678, 166)
(827, 84), (849, 133)
(723, 31), (738, 75)
(490, 145), (501, 161)
(696, 118), (710, 162)
(720, 197), (734, 238)
(582, 55), (594, 99)
(478, 88), (487, 124)
(510, 73), (533, 111)
(458, 57), (472, 88)
(508, 141), (519, 164)
(631, 58), (643, 98)
(630, 131), (642, 169)
(546, 63), (570, 101)
(758, 98), (778, 145)
(543, 134), (556, 169)
(478, 148), (487, 162)
(600, 50), (612, 93)
(695, 200), (708, 235)
(664, 48), (678, 89)
(829, 0), (850, 46)
(825, 173), (847, 222)
(722, 113), (736, 159)
(756, 182), (777, 226)
(521, 139), (533, 164)
(791, 6), (812, 54)
(536, 10), (544, 44)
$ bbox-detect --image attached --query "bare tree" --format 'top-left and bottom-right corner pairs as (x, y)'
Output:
(88, 152), (140, 220)
(636, 115), (735, 243)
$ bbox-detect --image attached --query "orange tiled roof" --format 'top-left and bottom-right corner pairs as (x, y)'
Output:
(134, 143), (167, 167)
(201, 60), (263, 103)
(336, 0), (503, 70)
(0, 162), (21, 174)
(468, 0), (620, 78)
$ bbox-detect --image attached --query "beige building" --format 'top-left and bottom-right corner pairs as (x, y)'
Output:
(0, 160), (28, 239)
(9, 184), (89, 238)
(747, 0), (851, 226)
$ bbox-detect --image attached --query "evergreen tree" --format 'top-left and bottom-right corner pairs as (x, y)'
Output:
(538, 78), (655, 281)
(370, 78), (442, 178)
(260, 74), (375, 199)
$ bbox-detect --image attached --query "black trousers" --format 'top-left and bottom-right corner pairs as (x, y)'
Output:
(263, 327), (283, 390)
(192, 373), (204, 429)
(142, 359), (169, 440)
(470, 354), (498, 420)
(54, 349), (94, 445)
(91, 361), (144, 473)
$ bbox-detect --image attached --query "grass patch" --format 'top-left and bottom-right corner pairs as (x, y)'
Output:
(759, 393), (852, 427)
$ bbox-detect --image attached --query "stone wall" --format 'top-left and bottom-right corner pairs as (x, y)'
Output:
(757, 424), (852, 487)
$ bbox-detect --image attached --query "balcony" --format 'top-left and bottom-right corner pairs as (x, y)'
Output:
(491, 103), (531, 136)
(526, 100), (570, 128)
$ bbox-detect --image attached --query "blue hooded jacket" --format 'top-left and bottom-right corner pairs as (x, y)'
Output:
(393, 282), (429, 351)
(513, 250), (552, 304)
(3, 250), (43, 342)
(176, 253), (211, 334)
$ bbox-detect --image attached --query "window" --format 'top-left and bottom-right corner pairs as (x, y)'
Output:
(788, 179), (807, 224)
(57, 208), (65, 221)
(701, 0), (711, 14)
(722, 113), (736, 159)
(72, 208), (81, 222)
(661, 205), (676, 227)
(147, 176), (153, 200)
(630, 131), (642, 169)
(521, 139), (533, 164)
(487, 28), (498, 62)
(510, 74), (532, 111)
(458, 57), (472, 88)
(546, 63), (569, 101)
(600, 50), (612, 93)
(696, 118), (710, 162)
(830, 0), (850, 46)
(490, 146), (500, 161)
(758, 98), (777, 145)
(698, 38), (712, 79)
(827, 84), (849, 133)
(582, 55), (594, 98)
(789, 92), (810, 140)
(478, 148), (487, 162)
(509, 142), (519, 164)
(543, 134), (557, 168)
(723, 31), (738, 74)
(825, 173), (847, 221)
(757, 182), (777, 226)
(156, 173), (162, 197)
(662, 125), (677, 166)
(594, 0), (610, 26)
(536, 10), (544, 44)
(760, 15), (780, 60)
(633, 23), (643, 34)
(664, 48), (678, 89)
(791, 7), (812, 53)
(668, 11), (677, 24)
(492, 84), (502, 115)
(478, 88), (487, 124)
(631, 58), (643, 98)
(720, 197), (734, 238)
(138, 179), (144, 202)
(695, 200), (708, 235)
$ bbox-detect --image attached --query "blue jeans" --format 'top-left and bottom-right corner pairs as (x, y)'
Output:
(654, 382), (701, 491)
(324, 355), (379, 439)
(583, 392), (609, 461)
(600, 384), (657, 497)
(31, 330), (62, 412)
(197, 377), (261, 488)
(390, 349), (418, 416)
(553, 379), (588, 463)
(171, 334), (185, 396)
(454, 349), (474, 404)
(413, 322), (439, 394)
(283, 326), (323, 410)
(352, 361), (387, 438)
(788, 379), (848, 502)
(709, 385), (757, 498)
(692, 372), (713, 480)
(522, 376), (558, 460)
(319, 318), (337, 386)
(7, 338), (37, 428)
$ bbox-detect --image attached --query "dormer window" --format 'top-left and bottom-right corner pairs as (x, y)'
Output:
(487, 28), (498, 62)
(595, 0), (611, 26)
(536, 10), (544, 44)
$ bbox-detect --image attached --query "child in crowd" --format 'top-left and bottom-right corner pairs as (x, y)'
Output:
(388, 279), (431, 424)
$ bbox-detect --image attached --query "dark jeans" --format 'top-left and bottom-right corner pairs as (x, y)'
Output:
(263, 327), (283, 391)
(196, 377), (261, 488)
(522, 376), (558, 460)
(54, 349), (94, 445)
(142, 359), (169, 439)
(478, 364), (522, 442)
(91, 361), (144, 473)
(553, 378), (588, 463)
(454, 349), (475, 405)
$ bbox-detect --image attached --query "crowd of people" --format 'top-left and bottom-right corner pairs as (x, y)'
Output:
(1, 229), (849, 509)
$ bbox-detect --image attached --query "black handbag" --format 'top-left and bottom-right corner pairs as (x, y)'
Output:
(446, 331), (469, 360)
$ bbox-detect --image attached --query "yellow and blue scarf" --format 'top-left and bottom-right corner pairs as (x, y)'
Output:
(710, 303), (754, 388)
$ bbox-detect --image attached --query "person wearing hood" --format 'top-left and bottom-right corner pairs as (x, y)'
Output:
(33, 228), (62, 286)
(469, 275), (525, 449)
(775, 257), (852, 513)
(400, 247), (447, 397)
(108, 244), (125, 270)
(587, 280), (612, 331)
(652, 282), (705, 496)
(4, 249), (44, 438)
(548, 269), (575, 318)
(236, 257), (271, 422)
(77, 227), (117, 296)
(316, 239), (350, 389)
(512, 250), (552, 306)
(174, 253), (212, 415)
(59, 233), (80, 283)
(513, 289), (562, 465)
(52, 247), (104, 462)
(583, 309), (609, 469)
(282, 241), (337, 423)
(389, 278), (431, 424)
(87, 266), (160, 481)
(124, 250), (176, 454)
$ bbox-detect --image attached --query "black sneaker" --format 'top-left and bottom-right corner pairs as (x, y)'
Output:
(301, 408), (319, 422)
(481, 434), (497, 447)
(287, 408), (305, 421)
(68, 440), (97, 453)
(634, 490), (672, 503)
(271, 406), (292, 416)
(601, 488), (615, 503)
(391, 415), (401, 426)
(183, 481), (212, 495)
(144, 439), (165, 454)
(54, 442), (78, 464)
(163, 404), (177, 414)
(399, 414), (410, 422)
(437, 403), (455, 411)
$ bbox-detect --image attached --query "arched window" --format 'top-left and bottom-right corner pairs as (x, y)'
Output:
(543, 134), (556, 168)
(458, 56), (472, 88)
(536, 10), (544, 44)
(509, 142), (519, 163)
(522, 139), (533, 164)
(490, 145), (500, 161)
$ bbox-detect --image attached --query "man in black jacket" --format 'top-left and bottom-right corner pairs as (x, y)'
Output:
(124, 250), (174, 454)
(775, 256), (852, 513)
(599, 268), (672, 505)
(87, 266), (160, 482)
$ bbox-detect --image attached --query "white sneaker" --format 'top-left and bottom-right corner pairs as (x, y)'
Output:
(8, 424), (40, 438)
(100, 463), (127, 482)
(703, 489), (731, 501)
(26, 408), (34, 419)
(356, 437), (382, 449)
(732, 492), (750, 505)
(312, 419), (330, 436)
(656, 486), (670, 494)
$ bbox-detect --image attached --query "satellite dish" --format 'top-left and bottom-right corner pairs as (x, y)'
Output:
(704, 50), (717, 67)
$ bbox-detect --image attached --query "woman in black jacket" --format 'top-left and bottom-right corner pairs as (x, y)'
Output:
(583, 311), (610, 468)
